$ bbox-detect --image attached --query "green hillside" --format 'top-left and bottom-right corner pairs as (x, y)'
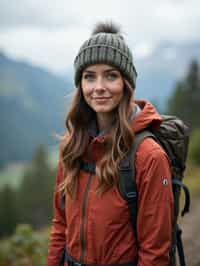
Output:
(0, 52), (72, 168)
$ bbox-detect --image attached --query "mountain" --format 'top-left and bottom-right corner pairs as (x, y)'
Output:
(0, 52), (72, 168)
(134, 41), (200, 110)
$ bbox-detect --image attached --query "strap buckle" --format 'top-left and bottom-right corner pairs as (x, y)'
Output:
(74, 262), (82, 266)
(126, 191), (137, 199)
(68, 260), (83, 266)
(126, 191), (137, 205)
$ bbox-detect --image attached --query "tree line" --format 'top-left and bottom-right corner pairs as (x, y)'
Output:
(167, 59), (200, 165)
(168, 60), (200, 130)
(0, 145), (55, 237)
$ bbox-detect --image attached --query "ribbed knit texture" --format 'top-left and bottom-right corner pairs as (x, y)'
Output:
(74, 33), (137, 89)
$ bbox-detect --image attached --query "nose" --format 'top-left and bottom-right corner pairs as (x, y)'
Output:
(94, 76), (105, 91)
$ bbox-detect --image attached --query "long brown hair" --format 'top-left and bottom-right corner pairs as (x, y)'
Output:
(59, 80), (135, 198)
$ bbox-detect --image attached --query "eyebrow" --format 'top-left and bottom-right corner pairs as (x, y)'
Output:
(83, 68), (118, 74)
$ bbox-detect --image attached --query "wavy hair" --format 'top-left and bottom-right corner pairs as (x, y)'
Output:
(59, 80), (135, 198)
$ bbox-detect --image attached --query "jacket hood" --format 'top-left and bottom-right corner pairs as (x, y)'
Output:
(132, 100), (162, 133)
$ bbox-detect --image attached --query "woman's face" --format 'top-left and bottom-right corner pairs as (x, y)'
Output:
(81, 64), (124, 114)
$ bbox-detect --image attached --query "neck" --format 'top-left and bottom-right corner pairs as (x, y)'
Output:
(96, 112), (115, 132)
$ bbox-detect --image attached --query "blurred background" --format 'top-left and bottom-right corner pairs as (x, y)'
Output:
(0, 0), (200, 265)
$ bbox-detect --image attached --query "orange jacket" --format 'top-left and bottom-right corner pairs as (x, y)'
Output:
(47, 100), (174, 266)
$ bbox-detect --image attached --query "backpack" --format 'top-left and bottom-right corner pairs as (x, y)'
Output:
(118, 115), (190, 266)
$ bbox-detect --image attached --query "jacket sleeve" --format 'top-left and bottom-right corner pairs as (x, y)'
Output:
(135, 139), (174, 266)
(47, 160), (67, 266)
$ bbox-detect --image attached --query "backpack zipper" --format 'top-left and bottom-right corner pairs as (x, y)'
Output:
(80, 174), (93, 263)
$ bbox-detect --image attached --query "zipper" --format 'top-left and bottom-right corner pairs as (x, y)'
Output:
(80, 174), (93, 263)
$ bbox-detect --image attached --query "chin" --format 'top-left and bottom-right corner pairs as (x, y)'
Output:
(94, 107), (113, 113)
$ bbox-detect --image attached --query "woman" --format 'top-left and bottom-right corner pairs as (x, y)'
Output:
(47, 22), (173, 266)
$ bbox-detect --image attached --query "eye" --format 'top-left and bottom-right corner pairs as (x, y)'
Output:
(83, 73), (96, 81)
(106, 72), (119, 81)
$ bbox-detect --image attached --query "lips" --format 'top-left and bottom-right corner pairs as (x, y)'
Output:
(92, 97), (111, 100)
(92, 97), (112, 103)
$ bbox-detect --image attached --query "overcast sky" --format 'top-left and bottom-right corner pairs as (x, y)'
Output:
(0, 0), (199, 75)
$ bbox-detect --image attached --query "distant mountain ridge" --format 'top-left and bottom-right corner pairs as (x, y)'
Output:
(0, 52), (72, 168)
(135, 41), (200, 108)
(1, 40), (200, 167)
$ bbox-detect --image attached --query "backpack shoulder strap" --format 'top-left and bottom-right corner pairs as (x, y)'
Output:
(118, 130), (155, 233)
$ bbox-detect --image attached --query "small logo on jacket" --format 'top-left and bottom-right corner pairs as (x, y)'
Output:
(163, 178), (169, 186)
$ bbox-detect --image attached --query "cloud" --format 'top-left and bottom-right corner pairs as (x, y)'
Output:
(0, 0), (199, 74)
(134, 43), (155, 59)
(0, 0), (122, 30)
(0, 1), (78, 29)
(162, 47), (177, 61)
(0, 26), (90, 74)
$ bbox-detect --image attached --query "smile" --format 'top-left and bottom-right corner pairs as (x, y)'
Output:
(92, 97), (112, 104)
(92, 97), (112, 100)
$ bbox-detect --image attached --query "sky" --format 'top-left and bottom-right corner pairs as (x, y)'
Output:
(0, 0), (199, 75)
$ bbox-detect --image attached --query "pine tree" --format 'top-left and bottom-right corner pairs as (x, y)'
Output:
(168, 60), (200, 129)
(17, 145), (55, 228)
(0, 186), (18, 237)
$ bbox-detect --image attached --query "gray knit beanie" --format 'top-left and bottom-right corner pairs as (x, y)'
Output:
(74, 22), (137, 89)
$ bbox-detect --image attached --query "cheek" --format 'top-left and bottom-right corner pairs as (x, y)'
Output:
(112, 82), (124, 98)
(82, 83), (92, 98)
(82, 87), (92, 106)
(112, 87), (124, 105)
(113, 79), (124, 91)
(115, 92), (124, 104)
